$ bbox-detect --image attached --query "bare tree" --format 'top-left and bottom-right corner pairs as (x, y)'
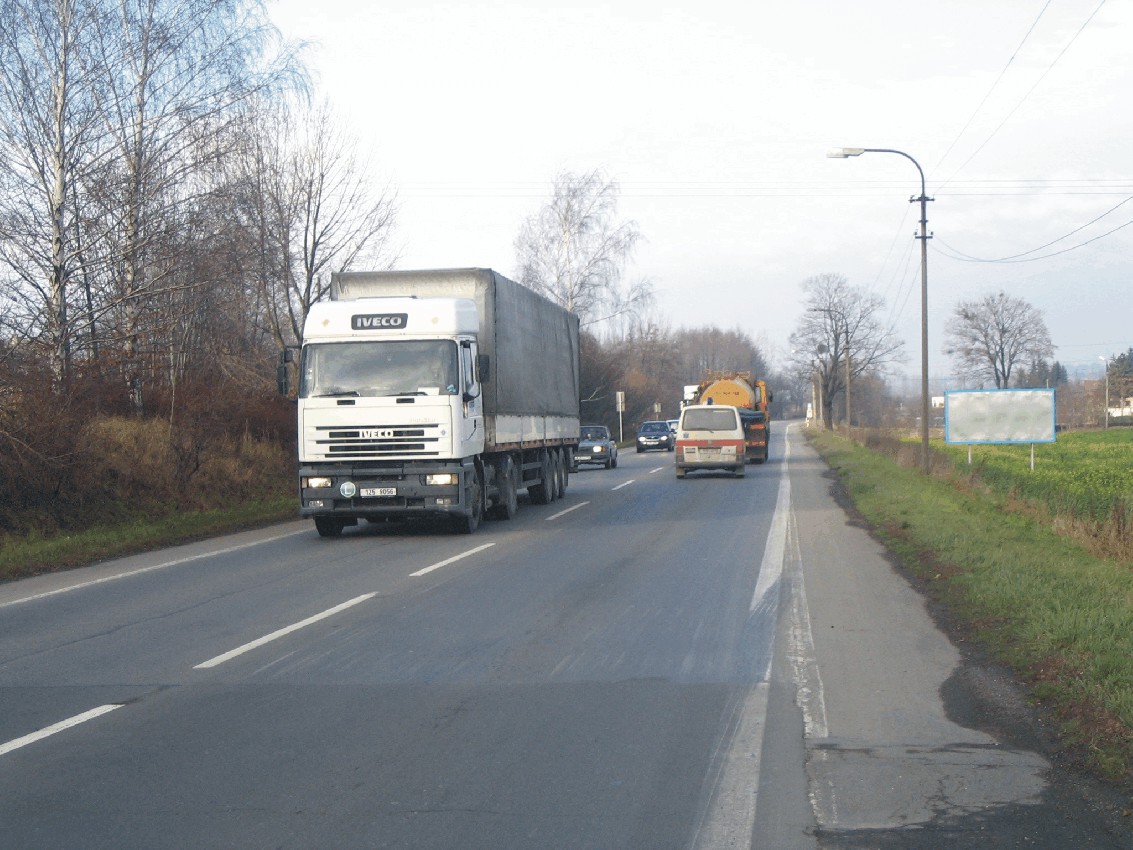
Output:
(787, 273), (905, 429)
(85, 0), (298, 410)
(514, 169), (651, 328)
(944, 291), (1054, 389)
(231, 97), (399, 358)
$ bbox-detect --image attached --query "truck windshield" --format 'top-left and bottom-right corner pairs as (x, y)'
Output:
(299, 340), (459, 398)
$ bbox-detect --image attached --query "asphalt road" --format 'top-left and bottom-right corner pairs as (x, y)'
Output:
(0, 424), (1127, 848)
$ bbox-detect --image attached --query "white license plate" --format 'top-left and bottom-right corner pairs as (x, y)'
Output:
(360, 487), (396, 498)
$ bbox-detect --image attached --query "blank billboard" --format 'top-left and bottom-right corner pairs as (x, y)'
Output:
(945, 389), (1056, 444)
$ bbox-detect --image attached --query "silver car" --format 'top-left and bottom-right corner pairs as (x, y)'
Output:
(573, 425), (618, 470)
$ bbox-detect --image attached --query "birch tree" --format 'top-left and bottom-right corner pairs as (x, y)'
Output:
(86, 0), (296, 410)
(0, 0), (103, 387)
(514, 169), (650, 328)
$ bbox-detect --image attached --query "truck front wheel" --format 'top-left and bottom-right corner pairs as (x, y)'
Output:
(314, 516), (345, 538)
(453, 466), (484, 534)
(490, 457), (519, 520)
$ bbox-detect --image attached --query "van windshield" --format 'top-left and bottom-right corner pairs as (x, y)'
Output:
(682, 408), (738, 431)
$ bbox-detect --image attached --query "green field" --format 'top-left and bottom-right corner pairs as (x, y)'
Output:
(938, 429), (1133, 527)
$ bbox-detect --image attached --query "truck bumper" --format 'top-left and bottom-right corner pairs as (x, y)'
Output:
(298, 459), (474, 520)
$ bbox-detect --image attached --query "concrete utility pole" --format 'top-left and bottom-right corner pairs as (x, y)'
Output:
(828, 147), (932, 471)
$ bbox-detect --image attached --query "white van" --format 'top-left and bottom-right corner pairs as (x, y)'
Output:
(674, 404), (746, 478)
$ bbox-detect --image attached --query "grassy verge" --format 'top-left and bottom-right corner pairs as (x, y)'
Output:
(809, 429), (1133, 787)
(0, 496), (297, 581)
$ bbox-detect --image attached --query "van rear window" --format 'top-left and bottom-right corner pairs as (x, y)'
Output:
(682, 408), (738, 431)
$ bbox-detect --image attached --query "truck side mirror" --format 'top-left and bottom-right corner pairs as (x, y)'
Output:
(277, 348), (295, 395)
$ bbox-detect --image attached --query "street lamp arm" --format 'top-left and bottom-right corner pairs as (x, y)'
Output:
(827, 144), (932, 471)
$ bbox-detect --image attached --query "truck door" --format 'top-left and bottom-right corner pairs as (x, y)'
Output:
(459, 341), (483, 450)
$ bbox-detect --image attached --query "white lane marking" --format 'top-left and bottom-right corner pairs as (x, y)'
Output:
(786, 490), (829, 740)
(649, 466), (665, 474)
(750, 460), (790, 619)
(193, 593), (377, 669)
(0, 528), (310, 610)
(692, 426), (793, 849)
(546, 502), (589, 521)
(409, 543), (496, 577)
(612, 480), (635, 490)
(0, 704), (123, 758)
(691, 684), (771, 849)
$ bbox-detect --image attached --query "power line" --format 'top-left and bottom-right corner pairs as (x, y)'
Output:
(941, 0), (1108, 183)
(934, 0), (1053, 185)
(933, 213), (1133, 263)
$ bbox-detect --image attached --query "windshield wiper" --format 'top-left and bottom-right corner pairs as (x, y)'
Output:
(317, 390), (359, 398)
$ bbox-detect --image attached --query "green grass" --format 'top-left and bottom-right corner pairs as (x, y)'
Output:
(811, 429), (1133, 786)
(0, 496), (297, 580)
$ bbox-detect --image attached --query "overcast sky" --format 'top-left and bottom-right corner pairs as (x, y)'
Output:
(266, 0), (1131, 383)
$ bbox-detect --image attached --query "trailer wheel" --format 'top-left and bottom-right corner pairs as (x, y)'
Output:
(529, 450), (552, 505)
(551, 448), (565, 500)
(314, 516), (345, 538)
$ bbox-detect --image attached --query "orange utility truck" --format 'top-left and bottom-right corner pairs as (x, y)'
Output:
(689, 371), (772, 463)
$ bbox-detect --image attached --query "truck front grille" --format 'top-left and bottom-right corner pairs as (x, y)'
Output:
(312, 423), (443, 458)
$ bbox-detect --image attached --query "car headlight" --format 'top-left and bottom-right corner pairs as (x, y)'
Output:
(426, 473), (458, 485)
(303, 476), (334, 488)
(594, 445), (606, 453)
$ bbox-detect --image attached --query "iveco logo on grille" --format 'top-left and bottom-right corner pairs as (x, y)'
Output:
(360, 429), (394, 439)
(352, 313), (407, 330)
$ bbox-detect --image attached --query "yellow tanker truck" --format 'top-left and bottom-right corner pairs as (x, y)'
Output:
(689, 371), (772, 463)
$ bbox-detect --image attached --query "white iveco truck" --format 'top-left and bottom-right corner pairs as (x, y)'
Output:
(282, 268), (581, 536)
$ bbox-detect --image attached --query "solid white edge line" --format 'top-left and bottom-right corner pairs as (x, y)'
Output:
(193, 592), (377, 669)
(612, 480), (635, 490)
(0, 704), (123, 757)
(409, 542), (496, 577)
(0, 528), (310, 610)
(546, 502), (589, 521)
(693, 425), (793, 849)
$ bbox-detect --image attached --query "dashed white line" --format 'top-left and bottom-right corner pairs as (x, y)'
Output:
(193, 593), (377, 669)
(546, 502), (589, 521)
(409, 543), (496, 577)
(0, 704), (123, 757)
(612, 480), (635, 490)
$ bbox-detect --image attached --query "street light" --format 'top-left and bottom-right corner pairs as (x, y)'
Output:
(828, 146), (932, 472)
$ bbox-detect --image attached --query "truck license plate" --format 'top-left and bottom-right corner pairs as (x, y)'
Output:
(360, 487), (396, 498)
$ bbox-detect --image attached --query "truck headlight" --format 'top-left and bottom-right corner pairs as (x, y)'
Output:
(426, 473), (458, 486)
(304, 476), (334, 488)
